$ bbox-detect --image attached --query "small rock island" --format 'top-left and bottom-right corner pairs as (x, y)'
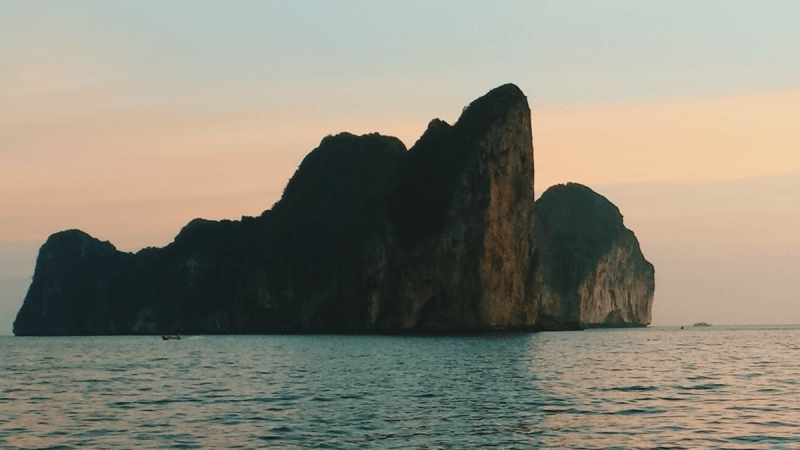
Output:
(13, 84), (654, 335)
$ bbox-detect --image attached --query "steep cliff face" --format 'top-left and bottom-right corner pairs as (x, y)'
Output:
(367, 84), (538, 331)
(13, 230), (132, 335)
(533, 183), (654, 328)
(13, 84), (655, 336)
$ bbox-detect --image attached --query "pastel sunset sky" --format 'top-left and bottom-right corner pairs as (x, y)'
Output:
(2, 1), (799, 334)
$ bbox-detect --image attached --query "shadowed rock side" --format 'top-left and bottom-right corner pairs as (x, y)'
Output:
(13, 133), (407, 335)
(245, 133), (407, 332)
(533, 183), (655, 328)
(13, 84), (655, 336)
(12, 230), (133, 335)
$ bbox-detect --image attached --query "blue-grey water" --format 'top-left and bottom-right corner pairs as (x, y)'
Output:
(2, 326), (800, 449)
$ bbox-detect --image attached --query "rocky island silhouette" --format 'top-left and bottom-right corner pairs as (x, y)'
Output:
(13, 84), (654, 336)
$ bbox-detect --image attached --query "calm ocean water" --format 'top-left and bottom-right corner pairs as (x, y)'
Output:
(2, 326), (800, 449)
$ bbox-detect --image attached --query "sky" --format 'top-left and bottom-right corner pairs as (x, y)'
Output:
(2, 1), (799, 334)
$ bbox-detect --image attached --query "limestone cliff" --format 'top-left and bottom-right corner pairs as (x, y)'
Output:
(365, 84), (538, 331)
(13, 230), (132, 335)
(13, 84), (655, 336)
(533, 183), (654, 328)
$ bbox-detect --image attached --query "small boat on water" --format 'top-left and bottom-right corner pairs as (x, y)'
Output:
(161, 334), (181, 340)
(693, 322), (711, 327)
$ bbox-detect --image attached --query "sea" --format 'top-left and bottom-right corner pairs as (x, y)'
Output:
(2, 325), (799, 449)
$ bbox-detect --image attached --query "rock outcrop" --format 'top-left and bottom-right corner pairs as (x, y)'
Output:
(367, 84), (537, 331)
(14, 132), (408, 335)
(13, 230), (133, 335)
(13, 84), (654, 336)
(533, 183), (654, 328)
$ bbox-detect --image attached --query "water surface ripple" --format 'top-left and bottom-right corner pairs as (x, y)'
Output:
(2, 326), (800, 449)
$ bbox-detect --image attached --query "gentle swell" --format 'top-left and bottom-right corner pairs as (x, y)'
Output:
(2, 326), (800, 449)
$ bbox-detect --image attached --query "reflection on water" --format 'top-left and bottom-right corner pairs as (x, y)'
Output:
(2, 326), (800, 449)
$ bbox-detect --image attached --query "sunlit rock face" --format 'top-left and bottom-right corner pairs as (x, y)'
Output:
(13, 84), (655, 336)
(532, 183), (655, 329)
(236, 84), (538, 333)
(366, 84), (538, 331)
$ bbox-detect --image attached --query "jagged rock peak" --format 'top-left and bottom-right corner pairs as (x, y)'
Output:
(455, 83), (529, 135)
(277, 132), (406, 209)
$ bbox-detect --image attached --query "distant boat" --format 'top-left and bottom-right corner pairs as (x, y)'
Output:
(161, 334), (181, 340)
(693, 322), (711, 327)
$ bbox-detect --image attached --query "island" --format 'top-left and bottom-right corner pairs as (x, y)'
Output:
(13, 84), (654, 336)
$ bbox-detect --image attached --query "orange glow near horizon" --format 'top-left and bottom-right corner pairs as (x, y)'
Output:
(3, 87), (799, 251)
(533, 89), (800, 191)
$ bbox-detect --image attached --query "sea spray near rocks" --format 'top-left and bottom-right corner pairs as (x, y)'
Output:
(13, 84), (654, 335)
